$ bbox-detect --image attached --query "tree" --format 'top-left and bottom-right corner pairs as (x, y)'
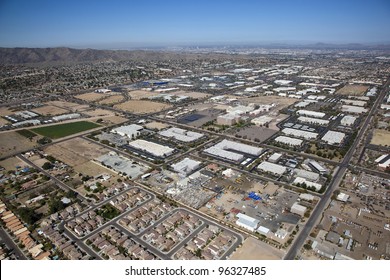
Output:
(42, 162), (53, 170)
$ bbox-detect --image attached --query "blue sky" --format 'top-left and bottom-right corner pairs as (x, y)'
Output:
(0, 0), (389, 48)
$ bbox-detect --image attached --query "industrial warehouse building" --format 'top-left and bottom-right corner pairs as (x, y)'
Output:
(321, 130), (345, 145)
(236, 213), (259, 232)
(257, 161), (287, 176)
(52, 113), (81, 122)
(297, 116), (329, 126)
(159, 127), (204, 142)
(296, 110), (325, 118)
(282, 128), (318, 140)
(251, 115), (273, 126)
(308, 160), (327, 174)
(204, 140), (262, 162)
(171, 158), (201, 175)
(274, 136), (303, 146)
(293, 177), (322, 191)
(341, 105), (368, 114)
(294, 169), (320, 181)
(128, 139), (174, 158)
(111, 124), (143, 139)
(340, 115), (356, 126)
(291, 202), (307, 216)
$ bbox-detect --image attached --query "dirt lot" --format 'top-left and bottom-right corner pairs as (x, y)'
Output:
(83, 109), (114, 117)
(31, 105), (69, 116)
(0, 107), (14, 125)
(99, 95), (124, 105)
(230, 237), (283, 260)
(73, 160), (117, 177)
(114, 100), (172, 114)
(46, 100), (90, 112)
(170, 91), (211, 99)
(75, 92), (105, 102)
(242, 95), (297, 110)
(0, 131), (37, 158)
(43, 137), (109, 166)
(144, 121), (170, 130)
(0, 156), (29, 171)
(233, 126), (277, 142)
(371, 129), (390, 146)
(127, 90), (159, 100)
(336, 84), (369, 96)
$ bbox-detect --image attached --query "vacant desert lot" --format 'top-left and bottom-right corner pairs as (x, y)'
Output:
(32, 105), (69, 116)
(75, 92), (105, 102)
(0, 131), (37, 158)
(47, 100), (90, 112)
(230, 237), (283, 260)
(371, 129), (390, 146)
(172, 90), (211, 99)
(337, 84), (369, 96)
(99, 95), (124, 105)
(44, 137), (109, 166)
(114, 100), (172, 114)
(127, 90), (160, 100)
(242, 95), (297, 110)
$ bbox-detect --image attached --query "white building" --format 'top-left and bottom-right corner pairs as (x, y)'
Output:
(321, 131), (345, 145)
(341, 105), (368, 114)
(294, 169), (320, 181)
(258, 161), (286, 176)
(204, 140), (262, 162)
(159, 127), (203, 142)
(293, 177), (322, 191)
(341, 99), (367, 107)
(291, 202), (307, 216)
(236, 213), (259, 232)
(340, 115), (356, 126)
(268, 153), (282, 163)
(251, 116), (273, 126)
(282, 128), (318, 140)
(111, 124), (143, 139)
(171, 158), (201, 175)
(298, 116), (329, 126)
(274, 136), (303, 146)
(297, 110), (325, 118)
(52, 113), (81, 122)
(337, 193), (350, 202)
(128, 139), (174, 158)
(299, 193), (315, 201)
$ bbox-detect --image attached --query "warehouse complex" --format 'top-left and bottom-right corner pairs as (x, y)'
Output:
(127, 139), (175, 158)
(282, 128), (318, 140)
(111, 124), (143, 139)
(158, 127), (204, 142)
(204, 140), (263, 162)
(321, 131), (346, 145)
(257, 161), (287, 176)
(274, 136), (303, 146)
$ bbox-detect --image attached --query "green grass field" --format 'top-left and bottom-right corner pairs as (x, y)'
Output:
(31, 121), (100, 139)
(16, 129), (37, 138)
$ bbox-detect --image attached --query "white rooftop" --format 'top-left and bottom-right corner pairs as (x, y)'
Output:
(159, 127), (203, 142)
(321, 130), (345, 145)
(128, 139), (174, 158)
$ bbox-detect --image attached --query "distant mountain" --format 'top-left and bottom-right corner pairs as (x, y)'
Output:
(0, 47), (181, 65)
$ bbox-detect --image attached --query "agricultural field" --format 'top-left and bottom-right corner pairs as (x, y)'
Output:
(336, 84), (369, 96)
(0, 131), (38, 158)
(32, 121), (100, 139)
(371, 129), (390, 146)
(114, 100), (172, 114)
(31, 105), (69, 116)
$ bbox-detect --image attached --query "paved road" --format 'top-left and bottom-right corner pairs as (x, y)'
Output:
(284, 78), (390, 260)
(0, 227), (28, 260)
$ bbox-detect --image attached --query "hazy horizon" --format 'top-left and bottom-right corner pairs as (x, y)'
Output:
(0, 0), (389, 48)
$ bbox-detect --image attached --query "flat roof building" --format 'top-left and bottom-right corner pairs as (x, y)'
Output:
(291, 202), (307, 216)
(341, 105), (368, 114)
(236, 213), (259, 232)
(251, 116), (273, 126)
(282, 128), (318, 140)
(321, 131), (345, 145)
(308, 160), (327, 174)
(111, 124), (143, 139)
(340, 115), (356, 126)
(298, 116), (329, 126)
(217, 114), (239, 126)
(294, 169), (320, 181)
(128, 139), (174, 158)
(297, 110), (325, 118)
(293, 177), (322, 191)
(171, 158), (201, 175)
(258, 161), (287, 176)
(268, 153), (282, 163)
(159, 127), (204, 142)
(204, 139), (262, 162)
(274, 136), (303, 146)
